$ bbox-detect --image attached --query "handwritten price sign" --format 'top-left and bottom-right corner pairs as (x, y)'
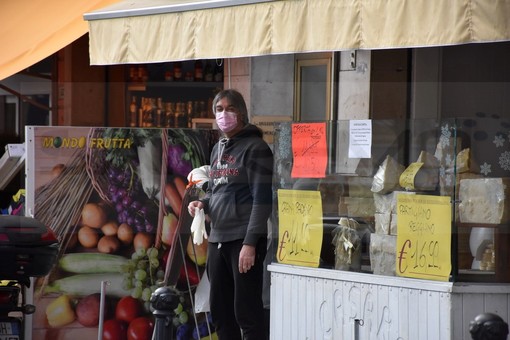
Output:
(396, 194), (452, 281)
(399, 162), (423, 190)
(291, 123), (328, 178)
(277, 189), (323, 267)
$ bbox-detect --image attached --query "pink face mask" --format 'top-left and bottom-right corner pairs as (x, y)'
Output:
(215, 111), (238, 133)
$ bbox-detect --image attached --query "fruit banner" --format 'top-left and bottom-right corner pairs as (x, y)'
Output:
(26, 126), (218, 340)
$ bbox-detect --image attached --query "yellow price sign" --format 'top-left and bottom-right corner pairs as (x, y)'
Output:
(277, 189), (323, 267)
(396, 194), (452, 281)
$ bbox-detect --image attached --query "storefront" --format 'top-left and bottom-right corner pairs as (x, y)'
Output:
(82, 1), (510, 339)
(267, 116), (510, 339)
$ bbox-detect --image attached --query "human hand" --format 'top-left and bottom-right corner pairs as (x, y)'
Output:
(239, 244), (256, 273)
(188, 200), (204, 217)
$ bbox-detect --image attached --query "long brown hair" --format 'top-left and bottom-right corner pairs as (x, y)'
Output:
(212, 89), (249, 125)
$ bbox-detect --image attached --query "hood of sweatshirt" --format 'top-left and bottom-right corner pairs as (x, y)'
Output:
(229, 124), (263, 140)
(216, 124), (263, 164)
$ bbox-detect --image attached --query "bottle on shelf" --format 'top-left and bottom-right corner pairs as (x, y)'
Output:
(184, 71), (193, 82)
(182, 102), (189, 127)
(136, 65), (148, 83)
(150, 98), (157, 127)
(155, 97), (163, 127)
(165, 102), (175, 128)
(173, 62), (183, 81)
(165, 69), (174, 82)
(193, 101), (200, 121)
(199, 101), (207, 118)
(187, 101), (194, 128)
(138, 97), (146, 126)
(204, 61), (214, 82)
(194, 60), (204, 81)
(141, 66), (149, 83)
(136, 66), (144, 83)
(207, 97), (214, 118)
(129, 96), (138, 127)
(174, 102), (184, 128)
(129, 66), (137, 82)
(141, 98), (154, 127)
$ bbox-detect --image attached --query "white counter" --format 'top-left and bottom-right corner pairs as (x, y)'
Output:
(268, 264), (510, 340)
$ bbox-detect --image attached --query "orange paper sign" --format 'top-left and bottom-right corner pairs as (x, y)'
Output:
(291, 123), (328, 178)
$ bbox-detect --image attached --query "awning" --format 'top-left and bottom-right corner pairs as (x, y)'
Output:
(84, 0), (510, 65)
(0, 0), (119, 81)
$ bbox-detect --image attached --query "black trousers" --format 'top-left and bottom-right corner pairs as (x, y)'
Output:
(207, 238), (267, 340)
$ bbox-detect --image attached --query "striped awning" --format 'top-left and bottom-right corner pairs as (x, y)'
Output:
(84, 0), (510, 65)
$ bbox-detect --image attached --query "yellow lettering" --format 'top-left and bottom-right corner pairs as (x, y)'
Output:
(42, 138), (53, 148)
(70, 138), (79, 147)
(86, 137), (133, 149)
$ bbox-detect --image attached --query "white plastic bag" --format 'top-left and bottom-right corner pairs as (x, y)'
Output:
(194, 271), (211, 313)
(190, 207), (208, 245)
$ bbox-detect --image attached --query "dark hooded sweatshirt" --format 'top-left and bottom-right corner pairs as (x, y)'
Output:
(200, 124), (273, 246)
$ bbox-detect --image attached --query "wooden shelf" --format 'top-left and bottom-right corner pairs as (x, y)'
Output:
(125, 77), (222, 127)
(128, 81), (222, 91)
(457, 222), (510, 229)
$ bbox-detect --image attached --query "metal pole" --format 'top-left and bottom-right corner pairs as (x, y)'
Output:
(353, 318), (363, 340)
(97, 280), (109, 340)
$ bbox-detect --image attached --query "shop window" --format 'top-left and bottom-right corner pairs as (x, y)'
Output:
(272, 117), (510, 283)
(294, 53), (338, 122)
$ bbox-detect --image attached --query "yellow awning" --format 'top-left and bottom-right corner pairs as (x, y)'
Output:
(0, 0), (118, 81)
(85, 0), (510, 65)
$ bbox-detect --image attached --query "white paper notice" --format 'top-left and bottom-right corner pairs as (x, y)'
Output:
(348, 120), (372, 158)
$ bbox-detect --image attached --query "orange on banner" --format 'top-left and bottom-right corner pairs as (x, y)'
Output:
(291, 123), (328, 178)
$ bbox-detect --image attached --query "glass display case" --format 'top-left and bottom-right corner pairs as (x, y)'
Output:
(270, 118), (510, 283)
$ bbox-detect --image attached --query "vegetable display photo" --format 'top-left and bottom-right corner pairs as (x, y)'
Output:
(29, 126), (218, 340)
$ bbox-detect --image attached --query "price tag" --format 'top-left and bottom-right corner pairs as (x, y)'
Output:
(277, 189), (323, 267)
(399, 162), (423, 190)
(396, 194), (452, 281)
(290, 123), (328, 178)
